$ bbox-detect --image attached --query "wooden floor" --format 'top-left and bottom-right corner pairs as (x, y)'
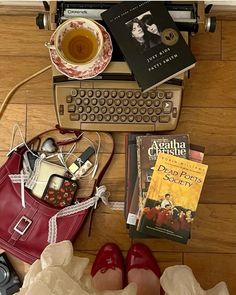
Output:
(0, 10), (236, 294)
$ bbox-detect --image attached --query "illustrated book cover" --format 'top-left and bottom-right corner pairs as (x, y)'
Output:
(127, 143), (205, 238)
(127, 141), (204, 238)
(101, 1), (196, 91)
(138, 152), (208, 243)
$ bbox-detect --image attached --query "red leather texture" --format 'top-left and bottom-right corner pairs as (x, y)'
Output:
(91, 243), (124, 277)
(0, 130), (114, 264)
(126, 243), (161, 278)
(0, 151), (88, 264)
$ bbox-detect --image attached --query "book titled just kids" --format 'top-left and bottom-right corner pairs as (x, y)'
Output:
(101, 1), (196, 92)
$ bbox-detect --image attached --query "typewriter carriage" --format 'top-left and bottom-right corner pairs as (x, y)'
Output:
(36, 1), (216, 34)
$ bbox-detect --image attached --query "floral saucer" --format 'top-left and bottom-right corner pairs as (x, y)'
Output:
(49, 22), (113, 80)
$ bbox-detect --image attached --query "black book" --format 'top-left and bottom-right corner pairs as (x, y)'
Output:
(101, 1), (196, 92)
(124, 133), (139, 220)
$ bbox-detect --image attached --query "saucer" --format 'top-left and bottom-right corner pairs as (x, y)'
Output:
(49, 22), (113, 80)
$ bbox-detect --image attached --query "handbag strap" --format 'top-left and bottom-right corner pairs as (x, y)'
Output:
(24, 128), (114, 184)
(48, 186), (108, 243)
(94, 132), (114, 185)
(48, 132), (116, 244)
(48, 185), (124, 243)
(7, 127), (117, 243)
(9, 126), (114, 184)
(17, 126), (82, 156)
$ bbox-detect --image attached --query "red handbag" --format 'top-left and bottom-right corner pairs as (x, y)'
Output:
(0, 128), (114, 264)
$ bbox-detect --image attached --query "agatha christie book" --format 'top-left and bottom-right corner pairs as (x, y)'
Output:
(101, 1), (196, 91)
(138, 153), (208, 243)
(135, 134), (190, 224)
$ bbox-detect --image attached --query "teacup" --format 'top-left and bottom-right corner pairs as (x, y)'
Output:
(46, 17), (103, 66)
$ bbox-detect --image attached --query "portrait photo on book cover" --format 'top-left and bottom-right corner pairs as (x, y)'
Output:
(125, 11), (162, 52)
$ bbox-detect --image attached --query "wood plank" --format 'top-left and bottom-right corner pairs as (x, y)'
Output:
(211, 10), (236, 21)
(0, 104), (26, 151)
(100, 178), (236, 205)
(176, 108), (236, 155)
(201, 179), (236, 204)
(184, 253), (236, 295)
(15, 105), (236, 157)
(2, 60), (236, 110)
(222, 20), (236, 60)
(3, 247), (182, 286)
(0, 3), (43, 15)
(191, 21), (222, 60)
(112, 132), (126, 154)
(26, 104), (57, 137)
(0, 57), (52, 104)
(204, 156), (236, 178)
(0, 15), (52, 57)
(152, 252), (183, 273)
(183, 61), (236, 107)
(73, 208), (131, 251)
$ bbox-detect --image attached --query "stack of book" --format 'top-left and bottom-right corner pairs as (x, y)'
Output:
(125, 134), (208, 244)
(102, 2), (206, 244)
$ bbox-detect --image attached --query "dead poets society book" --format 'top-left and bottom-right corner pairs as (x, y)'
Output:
(138, 153), (208, 243)
(102, 1), (196, 91)
(128, 142), (205, 239)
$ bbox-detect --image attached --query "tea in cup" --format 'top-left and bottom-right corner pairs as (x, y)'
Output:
(46, 18), (103, 66)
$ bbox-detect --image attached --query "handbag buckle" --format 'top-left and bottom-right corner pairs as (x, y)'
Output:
(14, 216), (32, 235)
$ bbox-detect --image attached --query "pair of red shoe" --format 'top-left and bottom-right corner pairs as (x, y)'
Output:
(91, 243), (162, 290)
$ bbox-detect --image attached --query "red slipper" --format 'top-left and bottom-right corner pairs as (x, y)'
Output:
(91, 243), (124, 286)
(126, 243), (163, 294)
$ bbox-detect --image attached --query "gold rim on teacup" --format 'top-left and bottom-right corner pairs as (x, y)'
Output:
(45, 17), (104, 66)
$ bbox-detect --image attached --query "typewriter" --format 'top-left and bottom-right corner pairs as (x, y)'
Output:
(37, 1), (216, 132)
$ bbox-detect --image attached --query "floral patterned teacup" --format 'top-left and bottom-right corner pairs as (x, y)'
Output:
(45, 17), (103, 66)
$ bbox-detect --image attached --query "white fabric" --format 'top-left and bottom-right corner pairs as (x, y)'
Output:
(16, 242), (229, 295)
(160, 199), (173, 209)
(160, 265), (230, 295)
(16, 241), (136, 295)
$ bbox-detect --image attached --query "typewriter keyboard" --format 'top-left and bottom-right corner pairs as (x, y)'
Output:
(54, 82), (182, 132)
